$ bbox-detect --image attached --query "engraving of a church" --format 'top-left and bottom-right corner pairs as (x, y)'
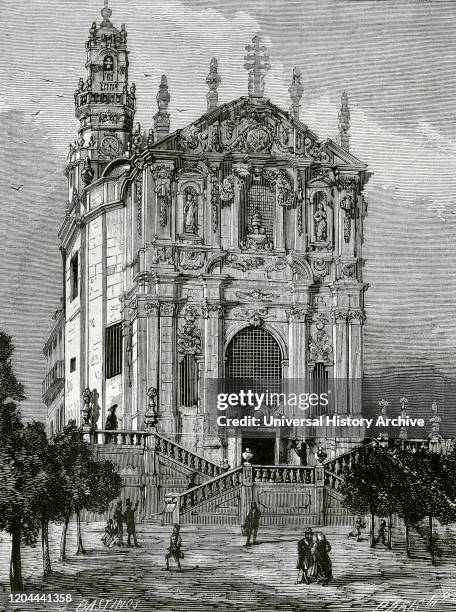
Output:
(45, 1), (370, 480)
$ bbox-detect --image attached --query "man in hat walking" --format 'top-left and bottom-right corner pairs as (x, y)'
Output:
(243, 501), (261, 546)
(123, 498), (140, 547)
(296, 528), (314, 584)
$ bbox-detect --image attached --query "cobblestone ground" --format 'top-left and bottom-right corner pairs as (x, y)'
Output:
(0, 522), (455, 612)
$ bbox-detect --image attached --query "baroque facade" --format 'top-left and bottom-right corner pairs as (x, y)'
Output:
(44, 2), (370, 468)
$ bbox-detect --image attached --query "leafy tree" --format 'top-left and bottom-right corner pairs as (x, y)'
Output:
(0, 332), (43, 591)
(52, 423), (121, 558)
(340, 446), (400, 548)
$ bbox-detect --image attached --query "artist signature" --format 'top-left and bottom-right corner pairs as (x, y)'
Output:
(54, 599), (140, 611)
(374, 592), (456, 611)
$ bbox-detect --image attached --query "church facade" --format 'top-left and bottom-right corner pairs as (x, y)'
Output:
(45, 2), (370, 469)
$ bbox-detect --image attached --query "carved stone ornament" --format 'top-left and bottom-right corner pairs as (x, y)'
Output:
(249, 312), (264, 327)
(219, 175), (235, 207)
(160, 302), (175, 317)
(312, 258), (328, 280)
(241, 209), (273, 252)
(287, 305), (308, 322)
(179, 249), (206, 270)
(234, 289), (274, 301)
(81, 157), (94, 186)
(177, 306), (202, 359)
(210, 168), (219, 232)
(144, 300), (159, 315)
(276, 170), (296, 208)
(135, 177), (143, 236)
(308, 320), (333, 364)
(340, 195), (354, 243)
(348, 309), (366, 324)
(340, 263), (356, 279)
(150, 162), (173, 226)
(151, 246), (174, 266)
(225, 253), (265, 272)
(201, 298), (224, 319)
(331, 309), (349, 324)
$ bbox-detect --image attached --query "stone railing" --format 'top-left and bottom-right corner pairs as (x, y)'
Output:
(155, 433), (223, 478)
(323, 440), (378, 478)
(252, 465), (315, 484)
(324, 469), (344, 491)
(173, 467), (243, 520)
(92, 430), (146, 446)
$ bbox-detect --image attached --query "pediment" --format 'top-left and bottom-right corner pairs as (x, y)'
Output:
(151, 97), (366, 170)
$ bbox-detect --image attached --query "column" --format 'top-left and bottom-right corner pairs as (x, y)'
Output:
(159, 302), (177, 435)
(333, 309), (348, 415)
(349, 310), (364, 415)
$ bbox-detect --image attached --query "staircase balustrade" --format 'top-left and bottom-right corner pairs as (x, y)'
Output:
(155, 433), (223, 477)
(179, 467), (243, 514)
(92, 430), (146, 446)
(252, 465), (315, 484)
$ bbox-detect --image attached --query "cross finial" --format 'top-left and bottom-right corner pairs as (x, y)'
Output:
(244, 35), (270, 98)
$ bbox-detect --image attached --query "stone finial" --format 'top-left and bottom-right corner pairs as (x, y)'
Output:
(154, 75), (171, 139)
(288, 67), (303, 120)
(243, 35), (270, 98)
(338, 91), (350, 151)
(206, 57), (221, 112)
(101, 0), (112, 25)
(429, 401), (442, 439)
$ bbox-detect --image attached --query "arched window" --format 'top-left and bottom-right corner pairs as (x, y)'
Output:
(226, 327), (282, 379)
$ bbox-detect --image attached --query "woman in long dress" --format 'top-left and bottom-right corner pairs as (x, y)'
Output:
(311, 532), (332, 585)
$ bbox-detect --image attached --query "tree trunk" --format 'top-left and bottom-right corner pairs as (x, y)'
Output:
(10, 523), (23, 592)
(370, 512), (375, 548)
(388, 514), (392, 550)
(41, 517), (52, 577)
(59, 512), (70, 562)
(428, 515), (433, 554)
(76, 510), (86, 555)
(405, 522), (411, 557)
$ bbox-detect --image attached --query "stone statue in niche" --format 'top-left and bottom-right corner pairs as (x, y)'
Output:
(183, 188), (198, 234)
(313, 194), (328, 242)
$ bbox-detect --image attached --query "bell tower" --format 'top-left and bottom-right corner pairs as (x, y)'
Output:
(71, 1), (136, 190)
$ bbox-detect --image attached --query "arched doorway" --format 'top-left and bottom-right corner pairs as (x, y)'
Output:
(225, 326), (283, 465)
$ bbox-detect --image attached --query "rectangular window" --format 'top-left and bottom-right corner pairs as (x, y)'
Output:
(70, 357), (76, 372)
(70, 252), (79, 301)
(105, 323), (122, 379)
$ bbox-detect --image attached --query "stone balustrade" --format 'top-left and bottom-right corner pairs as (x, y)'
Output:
(92, 429), (146, 446)
(252, 465), (315, 485)
(155, 433), (223, 478)
(179, 467), (243, 514)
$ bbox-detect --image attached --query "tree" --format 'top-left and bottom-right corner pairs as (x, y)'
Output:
(51, 423), (94, 561)
(0, 332), (43, 591)
(25, 421), (66, 577)
(52, 423), (122, 558)
(340, 446), (400, 548)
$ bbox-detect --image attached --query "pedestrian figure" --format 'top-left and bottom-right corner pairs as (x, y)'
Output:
(123, 498), (140, 547)
(375, 517), (388, 545)
(243, 501), (261, 546)
(296, 527), (314, 584)
(105, 404), (118, 443)
(113, 500), (123, 546)
(165, 524), (184, 571)
(101, 519), (115, 548)
(311, 532), (332, 585)
(348, 516), (366, 542)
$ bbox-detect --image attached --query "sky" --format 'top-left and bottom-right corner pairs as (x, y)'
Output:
(1, 0), (456, 422)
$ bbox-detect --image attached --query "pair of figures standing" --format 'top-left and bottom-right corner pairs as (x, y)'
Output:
(111, 498), (140, 547)
(296, 528), (332, 586)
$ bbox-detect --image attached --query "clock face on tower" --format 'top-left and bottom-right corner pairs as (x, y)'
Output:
(100, 135), (120, 157)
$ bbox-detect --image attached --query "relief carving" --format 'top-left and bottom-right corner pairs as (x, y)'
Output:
(177, 307), (202, 359)
(150, 162), (174, 227)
